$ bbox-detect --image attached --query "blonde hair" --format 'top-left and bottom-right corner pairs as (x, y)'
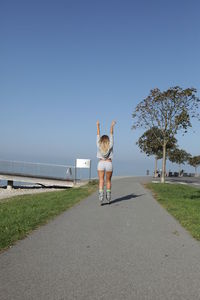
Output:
(99, 135), (110, 154)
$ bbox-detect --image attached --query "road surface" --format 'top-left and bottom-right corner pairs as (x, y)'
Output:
(0, 177), (200, 300)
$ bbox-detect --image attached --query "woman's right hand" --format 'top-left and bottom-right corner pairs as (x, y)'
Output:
(96, 120), (100, 126)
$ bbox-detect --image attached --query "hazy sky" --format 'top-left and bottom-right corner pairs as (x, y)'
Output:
(1, 0), (200, 176)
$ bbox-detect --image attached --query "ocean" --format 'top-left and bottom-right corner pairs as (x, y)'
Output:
(0, 158), (152, 188)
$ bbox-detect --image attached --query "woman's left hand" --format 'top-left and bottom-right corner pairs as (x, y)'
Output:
(111, 120), (116, 127)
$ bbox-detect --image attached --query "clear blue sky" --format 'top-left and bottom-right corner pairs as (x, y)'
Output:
(1, 0), (200, 176)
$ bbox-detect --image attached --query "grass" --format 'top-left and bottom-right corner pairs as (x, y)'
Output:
(0, 180), (98, 251)
(146, 183), (200, 241)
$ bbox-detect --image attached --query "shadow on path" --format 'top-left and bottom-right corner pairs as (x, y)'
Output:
(109, 193), (144, 205)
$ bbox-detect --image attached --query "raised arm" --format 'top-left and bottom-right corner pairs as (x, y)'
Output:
(110, 120), (116, 135)
(96, 120), (100, 136)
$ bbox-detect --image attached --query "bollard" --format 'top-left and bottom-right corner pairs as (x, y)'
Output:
(7, 180), (13, 190)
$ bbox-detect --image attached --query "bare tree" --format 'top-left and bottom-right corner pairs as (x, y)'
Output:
(132, 86), (200, 183)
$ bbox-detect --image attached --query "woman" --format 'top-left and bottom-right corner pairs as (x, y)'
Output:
(96, 120), (116, 205)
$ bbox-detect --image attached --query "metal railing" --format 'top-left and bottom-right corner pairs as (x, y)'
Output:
(0, 160), (75, 181)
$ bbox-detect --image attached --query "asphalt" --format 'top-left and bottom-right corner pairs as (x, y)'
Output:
(152, 175), (200, 188)
(1, 177), (200, 300)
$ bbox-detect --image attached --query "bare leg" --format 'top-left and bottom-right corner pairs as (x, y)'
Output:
(98, 170), (105, 204)
(98, 170), (105, 190)
(106, 171), (113, 190)
(106, 171), (113, 203)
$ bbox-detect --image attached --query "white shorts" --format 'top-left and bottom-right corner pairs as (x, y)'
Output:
(97, 160), (113, 172)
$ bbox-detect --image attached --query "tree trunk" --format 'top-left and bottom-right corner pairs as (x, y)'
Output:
(179, 164), (181, 176)
(161, 142), (166, 183)
(154, 156), (158, 177)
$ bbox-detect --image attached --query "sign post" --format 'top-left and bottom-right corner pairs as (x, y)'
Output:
(74, 159), (77, 184)
(89, 160), (92, 181)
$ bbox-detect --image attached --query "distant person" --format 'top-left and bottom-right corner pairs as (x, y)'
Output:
(96, 120), (116, 205)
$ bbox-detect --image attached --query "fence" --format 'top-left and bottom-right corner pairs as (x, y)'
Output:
(0, 160), (75, 181)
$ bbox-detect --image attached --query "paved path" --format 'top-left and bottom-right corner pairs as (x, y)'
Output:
(1, 177), (200, 300)
(153, 175), (200, 188)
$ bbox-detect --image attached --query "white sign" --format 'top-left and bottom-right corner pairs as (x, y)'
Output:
(76, 159), (91, 169)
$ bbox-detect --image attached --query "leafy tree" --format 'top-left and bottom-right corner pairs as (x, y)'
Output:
(188, 156), (200, 175)
(137, 127), (177, 177)
(168, 148), (191, 175)
(132, 86), (200, 183)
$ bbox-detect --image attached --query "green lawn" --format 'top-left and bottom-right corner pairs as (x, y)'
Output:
(147, 183), (200, 241)
(0, 181), (98, 251)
